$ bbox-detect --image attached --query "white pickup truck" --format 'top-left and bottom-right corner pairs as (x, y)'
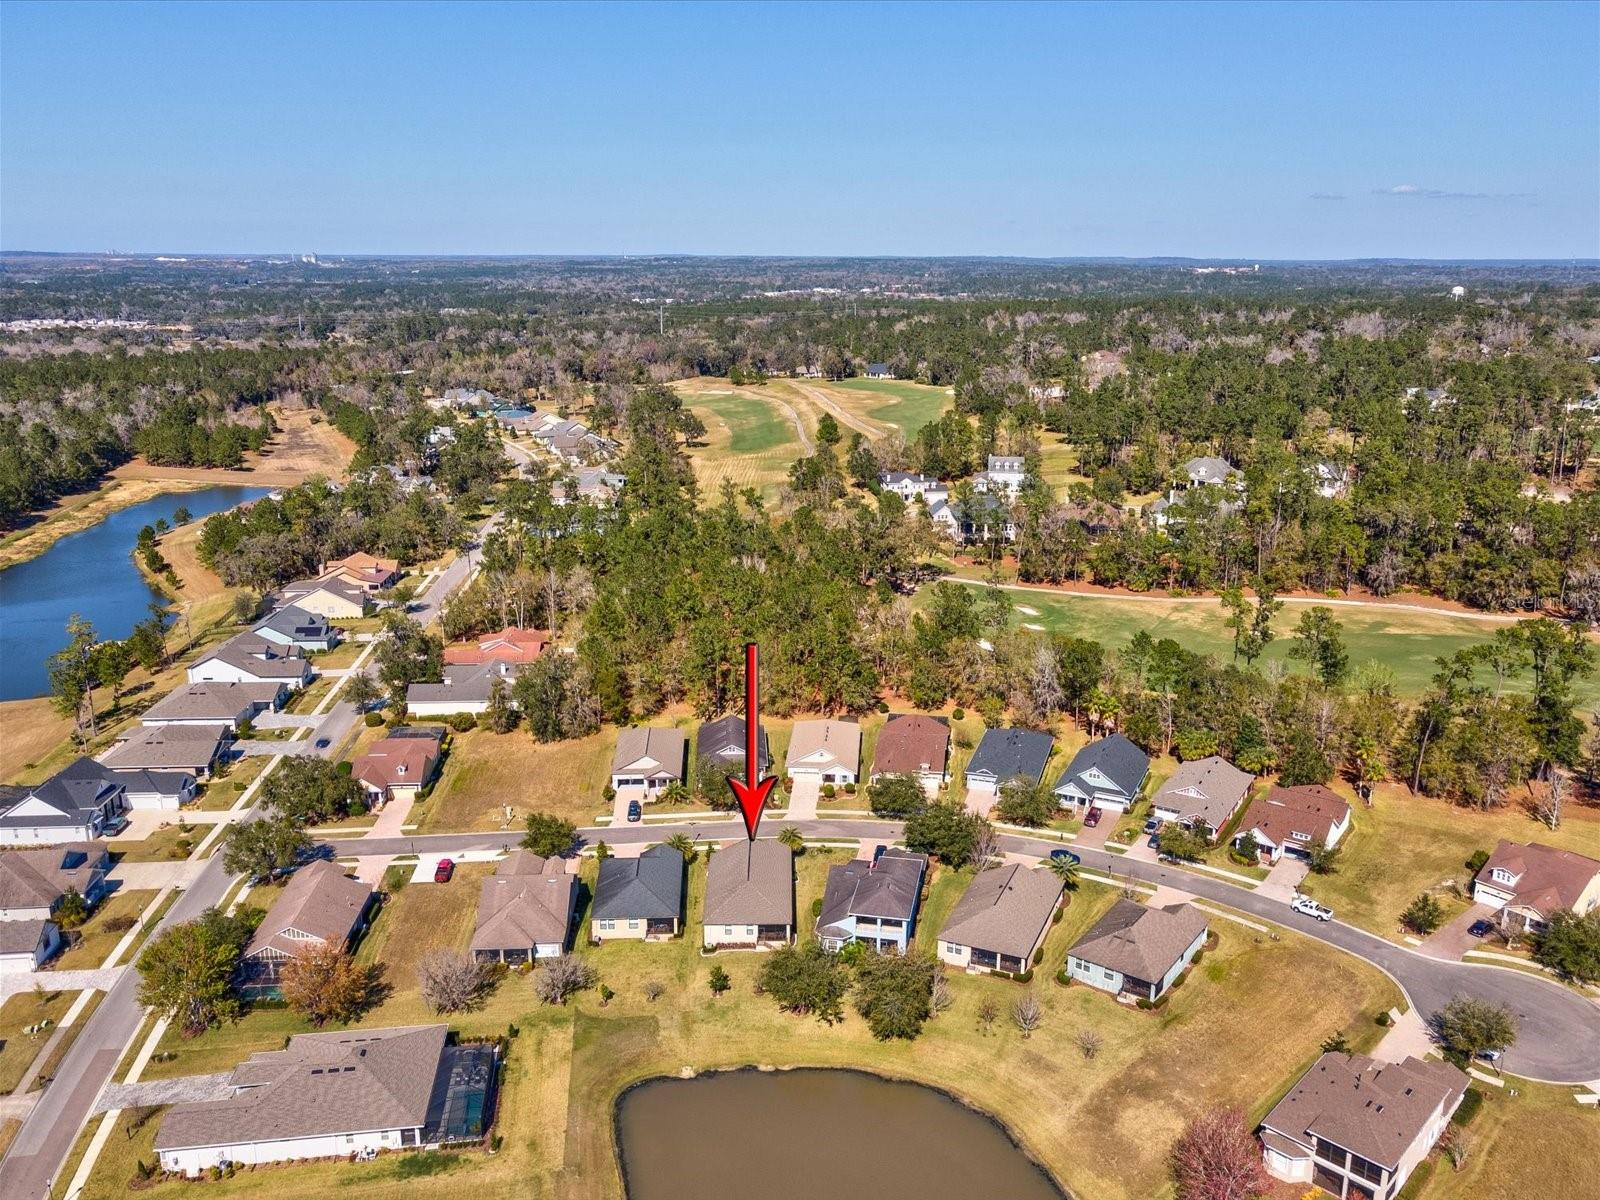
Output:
(1290, 894), (1334, 922)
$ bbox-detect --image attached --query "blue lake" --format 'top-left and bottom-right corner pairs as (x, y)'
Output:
(0, 486), (270, 701)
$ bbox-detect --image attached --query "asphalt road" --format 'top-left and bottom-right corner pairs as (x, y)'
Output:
(338, 817), (1600, 1085)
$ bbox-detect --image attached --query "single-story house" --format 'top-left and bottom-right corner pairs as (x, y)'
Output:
(101, 723), (228, 780)
(610, 727), (688, 798)
(816, 848), (928, 954)
(405, 660), (520, 717)
(870, 714), (951, 796)
(0, 842), (112, 921)
(109, 769), (198, 811)
(187, 633), (313, 689)
(352, 736), (441, 807)
(1065, 898), (1209, 1002)
(591, 844), (685, 942)
(702, 839), (794, 949)
(0, 918), (61, 975)
(964, 727), (1053, 800)
(1233, 784), (1352, 864)
(785, 719), (861, 786)
(1472, 840), (1600, 935)
(140, 681), (286, 731)
(442, 627), (549, 666)
(0, 759), (128, 846)
(237, 860), (375, 997)
(471, 850), (579, 964)
(865, 362), (894, 379)
(320, 551), (401, 593)
(938, 863), (1063, 975)
(1052, 733), (1149, 813)
(1258, 1053), (1467, 1200)
(551, 466), (626, 507)
(252, 605), (338, 653)
(695, 714), (771, 780)
(154, 1025), (498, 1176)
(1150, 756), (1254, 836)
(274, 576), (371, 621)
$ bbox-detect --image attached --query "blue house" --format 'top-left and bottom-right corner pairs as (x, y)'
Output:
(816, 848), (928, 954)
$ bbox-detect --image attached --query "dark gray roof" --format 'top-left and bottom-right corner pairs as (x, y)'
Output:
(253, 605), (332, 641)
(966, 728), (1053, 784)
(592, 844), (685, 921)
(817, 848), (927, 934)
(0, 919), (54, 956)
(696, 715), (771, 772)
(1054, 734), (1150, 798)
(939, 864), (1063, 960)
(702, 840), (793, 926)
(106, 768), (195, 797)
(1069, 898), (1209, 982)
(0, 759), (125, 828)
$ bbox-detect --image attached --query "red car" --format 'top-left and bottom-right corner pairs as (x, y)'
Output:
(1083, 807), (1103, 828)
(433, 858), (455, 883)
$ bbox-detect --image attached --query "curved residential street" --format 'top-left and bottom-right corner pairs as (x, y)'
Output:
(336, 817), (1600, 1086)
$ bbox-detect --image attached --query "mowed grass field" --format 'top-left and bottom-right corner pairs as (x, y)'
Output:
(672, 376), (953, 500)
(973, 584), (1592, 705)
(97, 843), (1403, 1200)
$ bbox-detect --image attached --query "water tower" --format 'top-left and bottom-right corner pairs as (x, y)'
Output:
(1450, 285), (1466, 301)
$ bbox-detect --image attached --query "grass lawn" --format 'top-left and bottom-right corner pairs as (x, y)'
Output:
(93, 836), (1403, 1200)
(0, 987), (79, 1093)
(1037, 433), (1092, 498)
(313, 640), (365, 669)
(287, 675), (337, 713)
(111, 822), (201, 864)
(673, 381), (811, 500)
(968, 585), (1595, 706)
(816, 378), (953, 439)
(25, 990), (104, 1092)
(1298, 780), (1600, 940)
(419, 725), (621, 832)
(195, 755), (269, 810)
(1416, 1082), (1600, 1200)
(53, 889), (158, 971)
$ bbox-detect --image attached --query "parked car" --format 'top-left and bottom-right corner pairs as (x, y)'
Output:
(1083, 807), (1102, 827)
(1290, 895), (1333, 921)
(102, 815), (130, 837)
(1143, 816), (1161, 834)
(1147, 832), (1162, 849)
(626, 799), (643, 823)
(433, 858), (455, 883)
(314, 737), (331, 750)
(1468, 919), (1494, 938)
(1049, 849), (1081, 866)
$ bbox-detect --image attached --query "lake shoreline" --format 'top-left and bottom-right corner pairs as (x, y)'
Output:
(612, 1064), (1073, 1200)
(0, 475), (214, 572)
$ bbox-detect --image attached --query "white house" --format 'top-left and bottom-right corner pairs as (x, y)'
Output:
(972, 455), (1026, 499)
(1232, 784), (1352, 864)
(1051, 734), (1150, 814)
(154, 1025), (498, 1176)
(0, 760), (128, 846)
(0, 919), (61, 975)
(878, 471), (947, 503)
(187, 633), (313, 689)
(785, 719), (861, 785)
(609, 727), (688, 799)
(1471, 840), (1600, 935)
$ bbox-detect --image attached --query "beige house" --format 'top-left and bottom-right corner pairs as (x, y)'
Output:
(1150, 755), (1254, 835)
(275, 576), (371, 620)
(591, 844), (685, 942)
(1259, 1053), (1467, 1200)
(609, 727), (687, 799)
(938, 863), (1063, 975)
(702, 840), (794, 949)
(237, 861), (374, 997)
(320, 552), (400, 592)
(785, 719), (861, 785)
(1472, 840), (1600, 934)
(471, 851), (578, 963)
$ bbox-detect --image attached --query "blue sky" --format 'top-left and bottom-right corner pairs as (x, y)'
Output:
(2, 1), (1596, 258)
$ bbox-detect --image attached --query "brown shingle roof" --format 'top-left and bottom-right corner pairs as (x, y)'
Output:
(611, 727), (687, 780)
(1260, 1053), (1467, 1170)
(243, 861), (372, 960)
(155, 1025), (448, 1151)
(1474, 840), (1600, 919)
(702, 840), (793, 926)
(785, 719), (861, 776)
(939, 863), (1063, 961)
(470, 852), (578, 952)
(871, 714), (950, 778)
(1068, 898), (1209, 983)
(0, 843), (108, 910)
(1240, 785), (1350, 849)
(352, 737), (439, 793)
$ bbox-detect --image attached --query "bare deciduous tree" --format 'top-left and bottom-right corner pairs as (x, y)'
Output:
(1169, 1106), (1269, 1200)
(1535, 767), (1566, 831)
(643, 979), (666, 1002)
(1011, 992), (1043, 1039)
(930, 972), (953, 1015)
(977, 997), (999, 1036)
(533, 955), (596, 1005)
(418, 949), (489, 1014)
(1077, 1028), (1103, 1060)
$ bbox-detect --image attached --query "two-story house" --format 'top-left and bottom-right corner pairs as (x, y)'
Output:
(1471, 840), (1600, 935)
(816, 847), (928, 954)
(0, 759), (128, 846)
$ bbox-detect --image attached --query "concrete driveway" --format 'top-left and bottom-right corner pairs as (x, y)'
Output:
(786, 777), (821, 820)
(1259, 855), (1311, 903)
(1420, 901), (1495, 961)
(611, 785), (646, 827)
(963, 785), (995, 817)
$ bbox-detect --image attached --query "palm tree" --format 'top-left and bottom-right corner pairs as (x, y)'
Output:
(777, 826), (805, 854)
(664, 832), (697, 863)
(1086, 687), (1119, 736)
(1046, 854), (1080, 892)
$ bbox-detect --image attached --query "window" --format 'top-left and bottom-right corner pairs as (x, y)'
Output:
(598, 919), (613, 931)
(1490, 867), (1516, 885)
(723, 926), (733, 936)
(1101, 968), (1115, 981)
(628, 919), (640, 930)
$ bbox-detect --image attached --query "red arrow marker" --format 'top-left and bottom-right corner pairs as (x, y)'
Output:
(726, 642), (777, 841)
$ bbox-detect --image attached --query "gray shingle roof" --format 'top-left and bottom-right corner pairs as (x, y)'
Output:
(695, 715), (771, 773)
(612, 727), (687, 780)
(471, 851), (578, 952)
(1152, 756), (1254, 829)
(0, 843), (109, 910)
(965, 728), (1053, 784)
(253, 605), (332, 641)
(1069, 898), (1208, 983)
(939, 863), (1063, 961)
(702, 840), (793, 926)
(817, 848), (927, 935)
(1054, 734), (1150, 799)
(0, 759), (125, 828)
(406, 661), (518, 705)
(155, 1025), (449, 1151)
(243, 861), (372, 959)
(141, 681), (283, 723)
(592, 844), (685, 921)
(101, 725), (227, 773)
(0, 919), (54, 956)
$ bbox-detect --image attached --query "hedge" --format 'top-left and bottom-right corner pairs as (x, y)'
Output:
(1452, 1088), (1485, 1127)
(1396, 1159), (1435, 1200)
